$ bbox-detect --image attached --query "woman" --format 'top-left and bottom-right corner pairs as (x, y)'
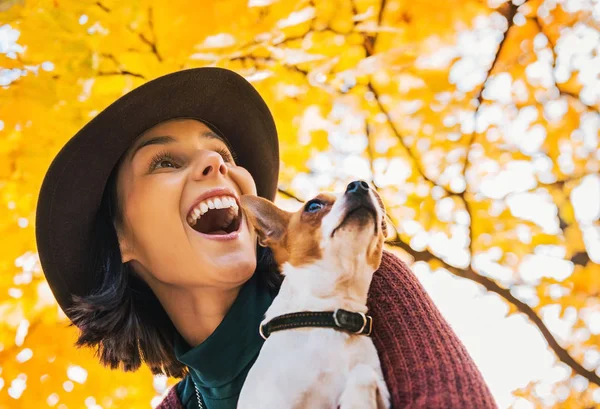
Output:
(35, 67), (497, 409)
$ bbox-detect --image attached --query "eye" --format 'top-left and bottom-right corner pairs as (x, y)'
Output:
(149, 150), (179, 171)
(304, 199), (324, 213)
(216, 147), (236, 164)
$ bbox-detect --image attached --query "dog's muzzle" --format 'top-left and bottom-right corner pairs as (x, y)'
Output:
(330, 181), (378, 237)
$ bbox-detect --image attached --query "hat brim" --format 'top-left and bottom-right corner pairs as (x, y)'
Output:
(35, 67), (279, 317)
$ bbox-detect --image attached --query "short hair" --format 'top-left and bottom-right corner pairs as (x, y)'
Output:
(65, 151), (281, 377)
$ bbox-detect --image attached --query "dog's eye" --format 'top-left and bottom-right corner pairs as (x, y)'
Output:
(305, 200), (324, 213)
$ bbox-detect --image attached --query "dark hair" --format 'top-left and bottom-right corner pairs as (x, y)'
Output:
(65, 154), (282, 377)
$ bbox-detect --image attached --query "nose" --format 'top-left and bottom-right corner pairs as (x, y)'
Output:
(346, 180), (370, 195)
(192, 150), (228, 180)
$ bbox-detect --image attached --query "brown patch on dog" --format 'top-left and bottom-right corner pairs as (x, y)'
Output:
(240, 193), (336, 268)
(293, 372), (335, 409)
(367, 237), (384, 270)
(285, 193), (336, 267)
(240, 196), (290, 240)
(370, 188), (388, 238)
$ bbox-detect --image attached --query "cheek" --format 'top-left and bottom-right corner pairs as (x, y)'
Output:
(229, 166), (257, 196)
(124, 179), (182, 239)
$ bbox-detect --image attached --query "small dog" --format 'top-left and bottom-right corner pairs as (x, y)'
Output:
(237, 180), (390, 409)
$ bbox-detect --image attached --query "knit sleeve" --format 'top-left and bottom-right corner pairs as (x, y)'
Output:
(367, 250), (498, 409)
(156, 383), (185, 409)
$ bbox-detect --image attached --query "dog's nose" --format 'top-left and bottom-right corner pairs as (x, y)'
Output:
(346, 180), (370, 195)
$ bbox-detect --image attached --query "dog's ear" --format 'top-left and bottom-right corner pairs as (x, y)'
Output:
(240, 195), (291, 247)
(371, 188), (388, 237)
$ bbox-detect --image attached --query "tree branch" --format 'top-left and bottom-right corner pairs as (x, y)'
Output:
(277, 188), (304, 203)
(385, 233), (600, 386)
(138, 7), (163, 62)
(95, 1), (110, 12)
(367, 82), (457, 197)
(359, 0), (388, 57)
(454, 2), (519, 259)
(460, 1), (519, 179)
(98, 70), (146, 79)
(275, 26), (351, 46)
(98, 53), (146, 79)
(571, 251), (591, 266)
(230, 55), (310, 77)
(351, 0), (456, 197)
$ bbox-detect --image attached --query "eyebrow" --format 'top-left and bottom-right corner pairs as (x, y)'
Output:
(129, 130), (225, 161)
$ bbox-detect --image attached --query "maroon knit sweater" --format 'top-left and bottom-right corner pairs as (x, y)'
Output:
(157, 250), (497, 408)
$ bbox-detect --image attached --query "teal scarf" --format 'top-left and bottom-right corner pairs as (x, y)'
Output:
(174, 273), (274, 409)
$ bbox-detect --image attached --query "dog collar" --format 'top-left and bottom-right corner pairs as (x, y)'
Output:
(259, 308), (373, 340)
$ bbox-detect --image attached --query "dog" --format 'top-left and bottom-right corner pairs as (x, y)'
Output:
(237, 180), (390, 409)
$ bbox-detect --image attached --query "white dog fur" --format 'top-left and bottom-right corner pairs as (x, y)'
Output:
(237, 184), (390, 409)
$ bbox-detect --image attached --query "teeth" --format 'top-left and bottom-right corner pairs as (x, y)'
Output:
(188, 195), (239, 226)
(200, 202), (209, 215)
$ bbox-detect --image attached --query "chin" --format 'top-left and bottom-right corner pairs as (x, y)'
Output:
(209, 251), (257, 285)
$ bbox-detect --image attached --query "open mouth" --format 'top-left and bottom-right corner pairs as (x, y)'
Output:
(187, 196), (242, 236)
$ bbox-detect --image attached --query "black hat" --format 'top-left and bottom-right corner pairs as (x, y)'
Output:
(35, 67), (279, 319)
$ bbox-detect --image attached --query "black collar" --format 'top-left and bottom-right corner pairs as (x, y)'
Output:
(259, 308), (373, 339)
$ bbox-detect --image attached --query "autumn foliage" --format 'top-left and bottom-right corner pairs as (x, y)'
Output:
(1, 0), (599, 408)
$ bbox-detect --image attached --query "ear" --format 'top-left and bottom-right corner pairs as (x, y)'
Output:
(381, 214), (388, 238)
(371, 188), (388, 237)
(380, 206), (388, 238)
(240, 195), (291, 247)
(114, 221), (135, 263)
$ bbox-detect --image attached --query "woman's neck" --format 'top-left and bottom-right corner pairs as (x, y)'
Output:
(153, 283), (243, 347)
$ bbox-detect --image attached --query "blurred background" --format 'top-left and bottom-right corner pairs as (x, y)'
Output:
(0, 0), (599, 407)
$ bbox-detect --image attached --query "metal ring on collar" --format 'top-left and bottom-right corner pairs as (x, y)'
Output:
(333, 308), (342, 328)
(354, 312), (368, 334)
(259, 323), (268, 340)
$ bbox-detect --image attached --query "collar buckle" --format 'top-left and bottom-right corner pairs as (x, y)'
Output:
(333, 308), (372, 335)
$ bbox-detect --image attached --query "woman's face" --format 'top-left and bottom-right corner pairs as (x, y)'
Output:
(114, 118), (259, 289)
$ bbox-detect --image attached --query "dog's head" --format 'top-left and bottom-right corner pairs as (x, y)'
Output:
(240, 181), (387, 275)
